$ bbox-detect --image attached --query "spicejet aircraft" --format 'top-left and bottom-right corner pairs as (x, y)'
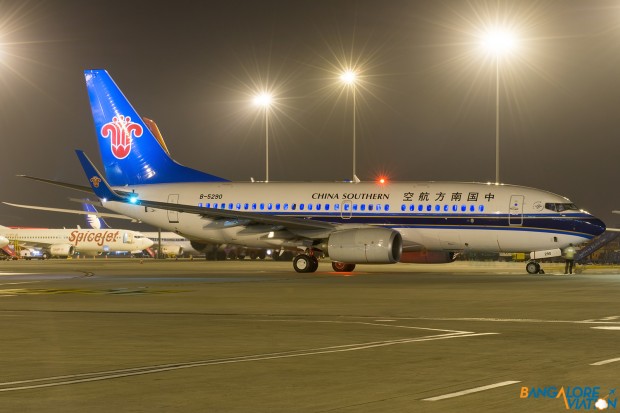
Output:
(24, 70), (607, 273)
(0, 225), (153, 258)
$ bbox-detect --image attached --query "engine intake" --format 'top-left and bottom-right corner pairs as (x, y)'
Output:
(328, 228), (402, 264)
(50, 244), (75, 257)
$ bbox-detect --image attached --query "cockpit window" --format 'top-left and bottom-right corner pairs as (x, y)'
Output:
(545, 202), (578, 212)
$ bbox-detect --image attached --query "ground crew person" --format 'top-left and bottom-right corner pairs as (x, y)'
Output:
(564, 243), (576, 274)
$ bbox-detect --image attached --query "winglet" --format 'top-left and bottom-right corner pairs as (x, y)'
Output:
(75, 150), (125, 202)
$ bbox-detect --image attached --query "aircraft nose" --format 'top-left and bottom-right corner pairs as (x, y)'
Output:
(589, 217), (607, 237)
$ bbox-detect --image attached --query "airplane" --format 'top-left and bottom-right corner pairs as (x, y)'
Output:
(0, 235), (8, 248)
(21, 69), (606, 273)
(0, 224), (153, 259)
(2, 200), (245, 259)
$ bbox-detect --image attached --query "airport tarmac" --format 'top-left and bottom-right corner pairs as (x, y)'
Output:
(0, 259), (619, 412)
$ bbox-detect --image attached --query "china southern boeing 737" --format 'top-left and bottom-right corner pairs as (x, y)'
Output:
(24, 70), (607, 273)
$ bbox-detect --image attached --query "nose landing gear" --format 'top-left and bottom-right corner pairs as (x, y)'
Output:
(526, 261), (545, 275)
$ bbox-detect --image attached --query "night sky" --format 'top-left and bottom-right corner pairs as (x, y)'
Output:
(1, 0), (619, 229)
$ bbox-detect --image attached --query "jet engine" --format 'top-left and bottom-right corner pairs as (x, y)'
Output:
(161, 245), (184, 256)
(399, 251), (457, 264)
(327, 228), (402, 264)
(50, 244), (75, 257)
(190, 241), (208, 252)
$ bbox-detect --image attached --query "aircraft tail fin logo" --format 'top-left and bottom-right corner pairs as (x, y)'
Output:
(101, 115), (143, 159)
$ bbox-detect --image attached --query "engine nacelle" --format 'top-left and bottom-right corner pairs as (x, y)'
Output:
(161, 245), (184, 256)
(328, 228), (402, 264)
(190, 241), (209, 252)
(399, 251), (456, 264)
(50, 244), (75, 257)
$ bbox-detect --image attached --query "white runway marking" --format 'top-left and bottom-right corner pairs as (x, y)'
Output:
(392, 316), (620, 325)
(590, 357), (620, 366)
(0, 332), (497, 392)
(423, 380), (521, 401)
(591, 326), (620, 330)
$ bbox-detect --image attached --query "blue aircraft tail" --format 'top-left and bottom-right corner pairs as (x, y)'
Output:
(82, 201), (111, 229)
(84, 69), (228, 186)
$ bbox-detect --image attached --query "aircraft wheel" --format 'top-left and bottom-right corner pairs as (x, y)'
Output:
(293, 255), (313, 273)
(332, 261), (356, 272)
(309, 256), (319, 272)
(526, 261), (540, 274)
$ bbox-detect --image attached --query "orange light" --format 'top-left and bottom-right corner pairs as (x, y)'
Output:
(377, 177), (387, 185)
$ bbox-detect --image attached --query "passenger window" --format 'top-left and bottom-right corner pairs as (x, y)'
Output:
(276, 203), (281, 210)
(308, 204), (313, 211)
(268, 203), (273, 210)
(470, 205), (475, 212)
(236, 203), (241, 210)
(401, 205), (406, 212)
(418, 205), (423, 212)
(435, 205), (440, 212)
(334, 204), (340, 211)
(368, 204), (373, 211)
(426, 205), (432, 212)
(376, 204), (381, 211)
(461, 205), (466, 212)
(228, 203), (233, 209)
(316, 204), (321, 211)
(352, 204), (358, 211)
(252, 203), (257, 210)
(205, 203), (210, 208)
(260, 203), (265, 210)
(452, 205), (458, 212)
(443, 205), (449, 212)
(409, 205), (415, 212)
(479, 205), (485, 212)
(360, 204), (366, 211)
(284, 203), (289, 210)
(325, 204), (330, 211)
(300, 204), (305, 211)
(343, 204), (349, 211)
(199, 203), (203, 207)
(385, 204), (390, 211)
(244, 203), (249, 210)
(292, 204), (297, 210)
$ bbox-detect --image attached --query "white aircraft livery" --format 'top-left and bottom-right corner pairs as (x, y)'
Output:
(0, 225), (153, 258)
(25, 70), (607, 273)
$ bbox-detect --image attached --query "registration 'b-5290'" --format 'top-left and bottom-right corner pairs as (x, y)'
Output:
(24, 70), (606, 273)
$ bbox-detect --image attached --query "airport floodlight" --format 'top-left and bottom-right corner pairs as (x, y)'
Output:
(340, 69), (357, 86)
(253, 92), (273, 108)
(340, 69), (358, 182)
(481, 28), (518, 56)
(253, 92), (273, 182)
(479, 27), (519, 184)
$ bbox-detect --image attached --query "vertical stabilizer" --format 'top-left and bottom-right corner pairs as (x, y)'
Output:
(85, 70), (228, 186)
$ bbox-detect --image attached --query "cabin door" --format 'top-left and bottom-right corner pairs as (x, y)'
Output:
(508, 195), (524, 226)
(168, 194), (179, 223)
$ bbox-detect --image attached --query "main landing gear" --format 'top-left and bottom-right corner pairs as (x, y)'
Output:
(526, 261), (545, 275)
(293, 253), (319, 273)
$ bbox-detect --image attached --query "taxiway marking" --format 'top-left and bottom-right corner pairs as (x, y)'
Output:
(590, 356), (620, 366)
(423, 380), (521, 401)
(0, 332), (497, 392)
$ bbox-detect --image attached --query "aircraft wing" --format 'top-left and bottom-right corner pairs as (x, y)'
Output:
(3, 202), (135, 221)
(23, 150), (347, 235)
(124, 197), (337, 231)
(18, 175), (94, 193)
